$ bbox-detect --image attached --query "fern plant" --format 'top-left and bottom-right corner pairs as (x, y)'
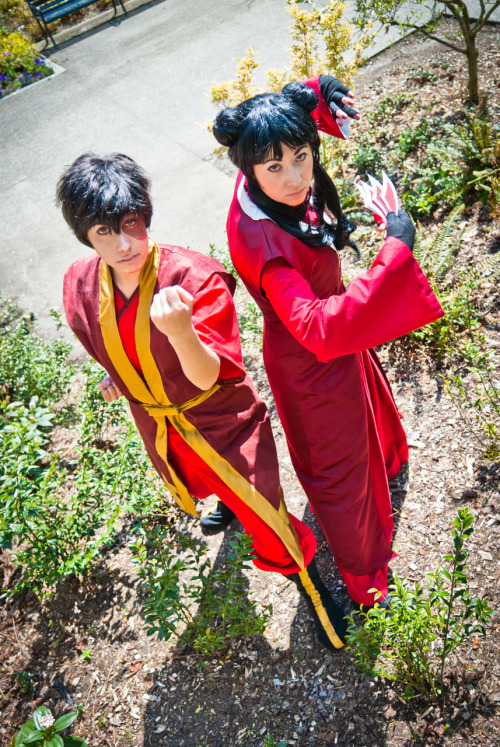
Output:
(410, 206), (500, 360)
(455, 109), (500, 211)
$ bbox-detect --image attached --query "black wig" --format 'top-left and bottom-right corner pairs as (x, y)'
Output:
(213, 82), (355, 253)
(56, 153), (153, 248)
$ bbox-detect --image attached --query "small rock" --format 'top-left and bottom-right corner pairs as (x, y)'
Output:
(478, 550), (493, 561)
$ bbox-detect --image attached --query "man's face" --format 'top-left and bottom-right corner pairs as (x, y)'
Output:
(87, 214), (149, 280)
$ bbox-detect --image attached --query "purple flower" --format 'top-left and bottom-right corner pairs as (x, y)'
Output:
(2, 52), (9, 57)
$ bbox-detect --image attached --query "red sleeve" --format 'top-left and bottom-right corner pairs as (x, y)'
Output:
(63, 265), (97, 361)
(260, 238), (444, 362)
(304, 75), (346, 140)
(191, 273), (244, 380)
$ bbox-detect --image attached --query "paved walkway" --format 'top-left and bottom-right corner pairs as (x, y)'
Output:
(0, 0), (495, 334)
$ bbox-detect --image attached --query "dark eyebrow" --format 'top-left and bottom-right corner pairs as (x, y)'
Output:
(262, 144), (307, 164)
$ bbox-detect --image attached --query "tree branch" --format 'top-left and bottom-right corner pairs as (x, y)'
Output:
(397, 21), (466, 54)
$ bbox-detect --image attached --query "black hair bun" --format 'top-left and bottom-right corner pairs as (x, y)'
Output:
(213, 108), (242, 147)
(281, 81), (318, 113)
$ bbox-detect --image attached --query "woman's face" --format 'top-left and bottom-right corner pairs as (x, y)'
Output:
(253, 142), (313, 206)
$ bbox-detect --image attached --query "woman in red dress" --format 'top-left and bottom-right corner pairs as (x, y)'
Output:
(213, 80), (444, 608)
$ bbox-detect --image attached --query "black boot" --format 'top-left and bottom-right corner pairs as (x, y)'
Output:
(353, 593), (396, 614)
(289, 558), (348, 650)
(200, 500), (236, 534)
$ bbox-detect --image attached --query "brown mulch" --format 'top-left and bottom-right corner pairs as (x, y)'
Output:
(1, 24), (499, 747)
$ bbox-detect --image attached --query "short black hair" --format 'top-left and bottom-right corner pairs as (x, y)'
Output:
(56, 153), (153, 247)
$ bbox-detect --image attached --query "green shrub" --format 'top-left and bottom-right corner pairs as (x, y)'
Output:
(0, 297), (73, 410)
(409, 207), (500, 360)
(365, 91), (416, 126)
(208, 242), (237, 277)
(238, 300), (263, 351)
(350, 131), (388, 179)
(347, 509), (493, 703)
(1, 363), (164, 597)
(130, 528), (272, 654)
(444, 333), (500, 459)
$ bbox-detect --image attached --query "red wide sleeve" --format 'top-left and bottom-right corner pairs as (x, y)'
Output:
(191, 273), (245, 380)
(304, 75), (346, 140)
(63, 263), (98, 361)
(260, 237), (444, 362)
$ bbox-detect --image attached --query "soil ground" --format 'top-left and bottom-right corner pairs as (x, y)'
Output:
(1, 24), (499, 747)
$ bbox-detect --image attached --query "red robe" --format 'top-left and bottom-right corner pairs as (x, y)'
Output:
(63, 242), (316, 574)
(225, 86), (444, 602)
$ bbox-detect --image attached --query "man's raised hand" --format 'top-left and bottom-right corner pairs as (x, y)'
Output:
(151, 285), (195, 341)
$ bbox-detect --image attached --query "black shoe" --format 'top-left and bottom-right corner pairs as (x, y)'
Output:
(353, 593), (396, 614)
(289, 558), (348, 650)
(200, 500), (236, 534)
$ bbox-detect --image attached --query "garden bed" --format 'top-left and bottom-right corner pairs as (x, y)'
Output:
(1, 25), (499, 747)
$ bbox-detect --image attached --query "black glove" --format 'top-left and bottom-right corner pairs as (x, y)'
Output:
(386, 210), (415, 252)
(319, 74), (358, 119)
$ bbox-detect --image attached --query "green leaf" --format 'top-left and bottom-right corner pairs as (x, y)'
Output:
(23, 732), (45, 744)
(14, 722), (36, 746)
(53, 713), (78, 731)
(62, 738), (88, 747)
(45, 736), (64, 747)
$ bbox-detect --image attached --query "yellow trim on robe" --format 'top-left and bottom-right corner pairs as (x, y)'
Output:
(299, 568), (344, 649)
(98, 242), (305, 569)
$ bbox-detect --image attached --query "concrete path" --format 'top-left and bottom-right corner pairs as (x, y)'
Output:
(0, 0), (494, 334)
(0, 0), (410, 335)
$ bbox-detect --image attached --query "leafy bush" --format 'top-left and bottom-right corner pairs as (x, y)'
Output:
(0, 297), (73, 410)
(1, 363), (164, 596)
(444, 334), (500, 459)
(365, 91), (416, 126)
(409, 207), (500, 359)
(347, 509), (493, 703)
(130, 528), (272, 654)
(208, 242), (237, 278)
(10, 705), (86, 746)
(350, 131), (388, 179)
(0, 31), (52, 98)
(238, 300), (263, 351)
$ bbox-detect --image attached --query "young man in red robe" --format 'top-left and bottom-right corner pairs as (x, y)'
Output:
(57, 152), (348, 650)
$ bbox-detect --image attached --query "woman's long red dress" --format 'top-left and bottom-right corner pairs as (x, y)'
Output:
(226, 173), (443, 604)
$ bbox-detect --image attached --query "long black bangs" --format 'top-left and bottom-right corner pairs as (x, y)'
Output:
(236, 100), (319, 177)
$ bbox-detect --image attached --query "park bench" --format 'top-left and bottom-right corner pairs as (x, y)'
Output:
(26, 0), (128, 48)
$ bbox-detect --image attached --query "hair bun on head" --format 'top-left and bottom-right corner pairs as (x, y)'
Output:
(213, 108), (243, 148)
(281, 81), (318, 113)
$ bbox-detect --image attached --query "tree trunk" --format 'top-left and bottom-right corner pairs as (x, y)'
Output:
(465, 37), (479, 105)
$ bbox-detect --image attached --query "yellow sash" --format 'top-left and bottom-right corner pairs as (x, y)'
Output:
(98, 242), (304, 569)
